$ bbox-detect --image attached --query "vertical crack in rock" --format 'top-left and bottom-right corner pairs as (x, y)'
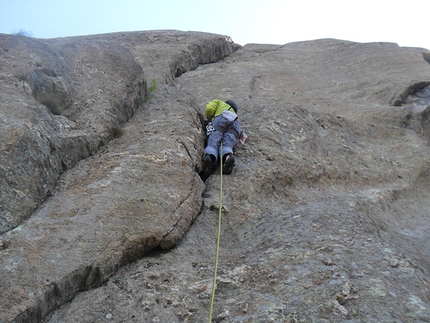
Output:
(4, 34), (430, 323)
(160, 173), (205, 249)
(177, 138), (193, 160)
(156, 106), (213, 248)
(0, 31), (239, 323)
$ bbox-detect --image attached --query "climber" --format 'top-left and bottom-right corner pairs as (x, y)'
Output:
(201, 99), (246, 179)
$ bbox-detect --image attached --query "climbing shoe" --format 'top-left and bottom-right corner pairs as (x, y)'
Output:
(202, 154), (213, 175)
(222, 154), (235, 175)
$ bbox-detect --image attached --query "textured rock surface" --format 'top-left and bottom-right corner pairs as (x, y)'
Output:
(0, 31), (236, 322)
(1, 31), (430, 322)
(0, 31), (237, 233)
(0, 34), (144, 233)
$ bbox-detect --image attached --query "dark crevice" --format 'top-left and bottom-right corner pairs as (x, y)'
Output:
(423, 52), (430, 65)
(199, 163), (219, 182)
(159, 180), (197, 248)
(397, 84), (430, 140)
(3, 34), (240, 323)
(197, 111), (215, 182)
(392, 82), (430, 106)
(143, 245), (165, 258)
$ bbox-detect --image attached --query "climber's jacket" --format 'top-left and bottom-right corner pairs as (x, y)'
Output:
(205, 100), (237, 121)
(205, 100), (241, 137)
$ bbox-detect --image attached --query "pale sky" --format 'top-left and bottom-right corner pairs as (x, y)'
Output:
(1, 0), (429, 50)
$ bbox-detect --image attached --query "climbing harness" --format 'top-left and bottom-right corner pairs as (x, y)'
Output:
(208, 144), (224, 322)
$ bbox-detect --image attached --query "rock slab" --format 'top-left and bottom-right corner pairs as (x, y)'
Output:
(1, 32), (430, 322)
(0, 31), (237, 322)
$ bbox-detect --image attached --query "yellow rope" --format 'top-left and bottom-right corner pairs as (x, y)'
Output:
(208, 145), (223, 322)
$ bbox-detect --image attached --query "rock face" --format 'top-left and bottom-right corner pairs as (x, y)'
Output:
(0, 31), (237, 234)
(1, 31), (430, 322)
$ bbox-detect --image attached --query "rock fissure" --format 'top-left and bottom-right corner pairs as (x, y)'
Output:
(159, 173), (204, 250)
(423, 52), (430, 64)
(392, 81), (430, 106)
(396, 83), (430, 141)
(0, 31), (236, 323)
